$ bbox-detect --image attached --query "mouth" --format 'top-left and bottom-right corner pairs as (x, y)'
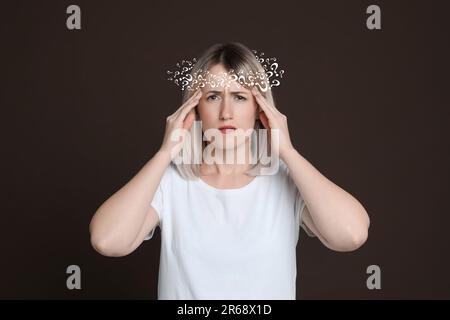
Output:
(218, 125), (236, 134)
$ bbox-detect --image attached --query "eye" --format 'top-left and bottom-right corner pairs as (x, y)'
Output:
(207, 94), (219, 101)
(235, 95), (247, 101)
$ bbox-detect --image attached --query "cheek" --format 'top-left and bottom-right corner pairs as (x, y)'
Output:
(196, 104), (215, 127)
(237, 102), (258, 120)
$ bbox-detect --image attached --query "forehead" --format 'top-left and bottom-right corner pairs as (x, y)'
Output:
(202, 64), (251, 92)
(208, 63), (229, 75)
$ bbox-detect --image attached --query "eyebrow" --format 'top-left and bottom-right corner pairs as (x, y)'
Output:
(205, 90), (248, 94)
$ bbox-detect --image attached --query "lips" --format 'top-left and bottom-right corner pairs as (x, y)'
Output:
(218, 125), (236, 134)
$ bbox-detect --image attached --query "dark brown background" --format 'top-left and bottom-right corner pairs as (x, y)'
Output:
(1, 0), (449, 299)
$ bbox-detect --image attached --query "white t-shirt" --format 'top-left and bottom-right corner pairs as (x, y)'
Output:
(144, 159), (315, 300)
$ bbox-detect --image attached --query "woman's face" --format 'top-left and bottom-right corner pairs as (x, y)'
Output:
(197, 64), (259, 151)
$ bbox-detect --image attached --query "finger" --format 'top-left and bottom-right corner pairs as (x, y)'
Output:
(252, 87), (276, 118)
(171, 89), (202, 117)
(180, 89), (202, 110)
(251, 87), (273, 111)
(251, 87), (282, 115)
(176, 91), (202, 122)
(184, 89), (202, 106)
(173, 90), (202, 119)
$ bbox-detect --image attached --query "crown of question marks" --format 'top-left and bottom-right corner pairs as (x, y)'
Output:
(166, 50), (285, 92)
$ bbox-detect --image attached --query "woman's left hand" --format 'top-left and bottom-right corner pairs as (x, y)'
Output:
(251, 86), (295, 161)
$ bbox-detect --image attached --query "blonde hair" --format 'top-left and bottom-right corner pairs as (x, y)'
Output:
(174, 42), (276, 180)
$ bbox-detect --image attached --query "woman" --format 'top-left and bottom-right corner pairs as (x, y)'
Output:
(89, 42), (370, 299)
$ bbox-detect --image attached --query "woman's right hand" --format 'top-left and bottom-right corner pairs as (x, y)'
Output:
(159, 89), (202, 159)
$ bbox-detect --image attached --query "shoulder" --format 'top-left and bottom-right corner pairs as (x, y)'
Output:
(256, 159), (288, 177)
(159, 162), (176, 188)
(259, 160), (291, 188)
(276, 160), (298, 192)
(276, 159), (290, 177)
(163, 162), (192, 186)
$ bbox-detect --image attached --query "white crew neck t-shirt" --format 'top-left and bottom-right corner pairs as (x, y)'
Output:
(144, 160), (315, 300)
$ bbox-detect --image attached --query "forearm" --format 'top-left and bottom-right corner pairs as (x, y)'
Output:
(282, 148), (370, 249)
(89, 149), (172, 255)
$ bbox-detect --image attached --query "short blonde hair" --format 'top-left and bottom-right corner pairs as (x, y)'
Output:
(174, 42), (276, 180)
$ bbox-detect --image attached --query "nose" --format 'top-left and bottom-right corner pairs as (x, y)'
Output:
(219, 95), (233, 120)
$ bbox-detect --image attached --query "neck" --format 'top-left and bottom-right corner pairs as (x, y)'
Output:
(201, 138), (255, 175)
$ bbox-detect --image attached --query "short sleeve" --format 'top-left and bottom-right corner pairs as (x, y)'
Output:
(295, 189), (316, 237)
(143, 163), (172, 240)
(282, 160), (316, 238)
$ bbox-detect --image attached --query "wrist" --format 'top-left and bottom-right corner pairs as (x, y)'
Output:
(281, 146), (297, 162)
(156, 147), (173, 163)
